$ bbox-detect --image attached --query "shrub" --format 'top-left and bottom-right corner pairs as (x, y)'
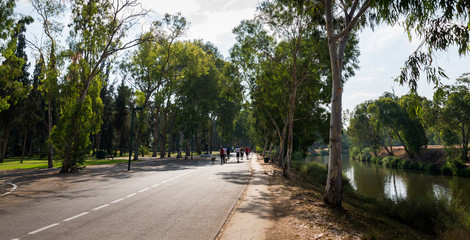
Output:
(361, 148), (372, 161)
(382, 156), (392, 168)
(291, 160), (351, 191)
(441, 162), (454, 175)
(139, 145), (150, 157)
(372, 194), (470, 236)
(409, 161), (420, 170)
(398, 160), (411, 169)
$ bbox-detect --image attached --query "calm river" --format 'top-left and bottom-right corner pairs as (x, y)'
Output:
(306, 153), (470, 207)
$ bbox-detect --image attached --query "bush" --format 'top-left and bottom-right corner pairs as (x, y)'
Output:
(441, 162), (454, 175)
(423, 163), (441, 173)
(372, 194), (470, 236)
(398, 160), (411, 169)
(409, 161), (420, 170)
(361, 148), (372, 161)
(139, 145), (150, 157)
(382, 156), (391, 168)
(350, 147), (360, 158)
(291, 160), (351, 191)
(441, 156), (470, 176)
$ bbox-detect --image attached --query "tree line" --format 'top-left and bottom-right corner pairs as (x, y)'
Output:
(348, 73), (470, 165)
(0, 0), (245, 173)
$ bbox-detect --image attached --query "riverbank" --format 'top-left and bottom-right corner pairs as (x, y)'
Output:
(264, 160), (430, 239)
(277, 158), (470, 239)
(350, 145), (470, 177)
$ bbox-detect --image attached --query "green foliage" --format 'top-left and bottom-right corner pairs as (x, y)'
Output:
(139, 145), (149, 157)
(291, 160), (351, 191)
(371, 195), (470, 236)
(423, 75), (470, 162)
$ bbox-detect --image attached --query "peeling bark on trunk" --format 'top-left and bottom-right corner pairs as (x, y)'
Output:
(47, 99), (53, 168)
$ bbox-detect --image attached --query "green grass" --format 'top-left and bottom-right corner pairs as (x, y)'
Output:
(0, 158), (54, 170)
(0, 151), (212, 171)
(0, 156), (132, 170)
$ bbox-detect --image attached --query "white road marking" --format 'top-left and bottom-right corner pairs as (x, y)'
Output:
(111, 198), (125, 204)
(93, 204), (110, 210)
(126, 193), (137, 198)
(28, 223), (60, 235)
(63, 212), (89, 222)
(2, 183), (17, 196)
(15, 168), (202, 239)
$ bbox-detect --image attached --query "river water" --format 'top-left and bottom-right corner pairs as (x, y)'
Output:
(305, 153), (470, 207)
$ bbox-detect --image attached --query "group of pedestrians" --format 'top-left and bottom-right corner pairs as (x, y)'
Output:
(219, 146), (251, 164)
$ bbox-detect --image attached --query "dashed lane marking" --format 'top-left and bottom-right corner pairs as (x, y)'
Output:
(28, 223), (60, 235)
(111, 198), (125, 204)
(93, 204), (110, 211)
(63, 212), (89, 222)
(14, 169), (198, 239)
(126, 193), (137, 198)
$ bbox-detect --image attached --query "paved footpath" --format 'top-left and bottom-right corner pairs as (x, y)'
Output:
(219, 154), (273, 239)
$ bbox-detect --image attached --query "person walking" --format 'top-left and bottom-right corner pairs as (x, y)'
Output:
(245, 147), (250, 160)
(235, 146), (240, 163)
(219, 147), (225, 165)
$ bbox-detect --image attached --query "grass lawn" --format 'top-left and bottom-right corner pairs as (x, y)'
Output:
(0, 151), (215, 171)
(0, 156), (131, 171)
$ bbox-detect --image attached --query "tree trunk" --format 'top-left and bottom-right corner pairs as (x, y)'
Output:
(262, 136), (269, 157)
(160, 112), (167, 158)
(0, 125), (10, 163)
(95, 131), (102, 152)
(21, 132), (27, 163)
(152, 118), (159, 157)
(168, 132), (172, 158)
(324, 1), (345, 206)
(185, 136), (190, 160)
(133, 130), (140, 161)
(28, 133), (34, 158)
(461, 123), (469, 162)
(210, 120), (214, 154)
(47, 99), (53, 168)
(284, 87), (297, 178)
(177, 131), (183, 158)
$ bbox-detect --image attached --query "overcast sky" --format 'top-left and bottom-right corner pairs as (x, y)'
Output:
(16, 0), (470, 111)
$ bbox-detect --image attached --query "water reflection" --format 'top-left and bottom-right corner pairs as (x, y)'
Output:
(305, 153), (470, 207)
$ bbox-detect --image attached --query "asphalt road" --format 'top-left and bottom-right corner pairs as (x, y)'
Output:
(0, 155), (250, 240)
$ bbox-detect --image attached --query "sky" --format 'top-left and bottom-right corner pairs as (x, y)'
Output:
(15, 0), (470, 111)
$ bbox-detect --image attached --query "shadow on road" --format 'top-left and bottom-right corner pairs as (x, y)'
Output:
(0, 156), (217, 199)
